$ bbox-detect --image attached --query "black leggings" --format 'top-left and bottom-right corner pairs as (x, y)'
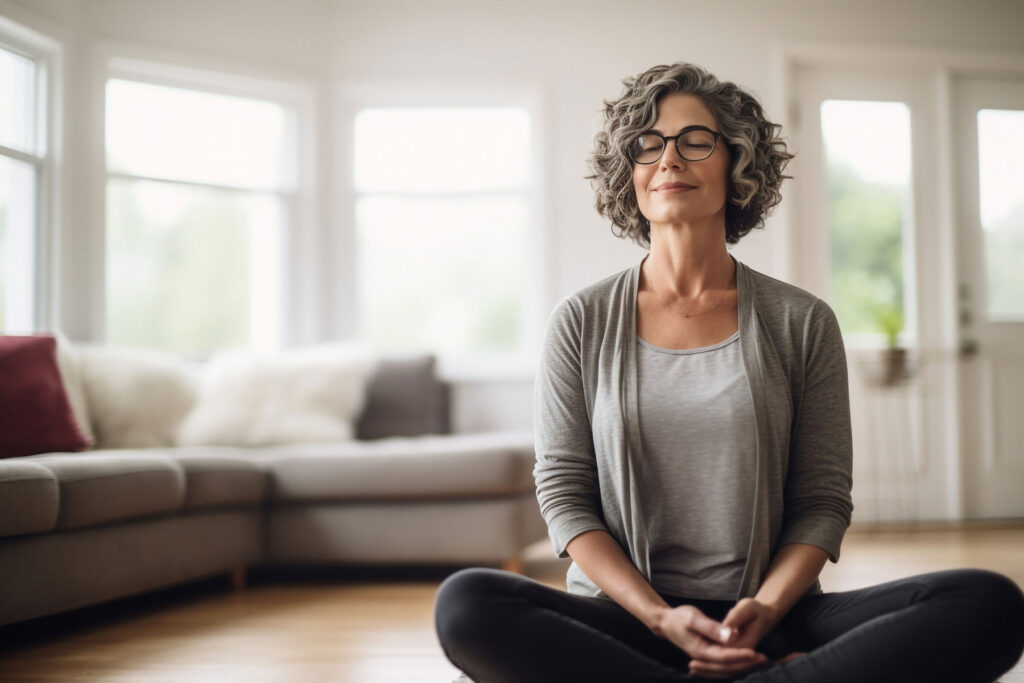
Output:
(434, 566), (1024, 682)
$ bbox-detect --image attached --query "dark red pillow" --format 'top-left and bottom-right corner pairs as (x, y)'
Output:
(0, 334), (90, 458)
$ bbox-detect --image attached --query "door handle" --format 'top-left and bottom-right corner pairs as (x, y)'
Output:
(959, 339), (979, 358)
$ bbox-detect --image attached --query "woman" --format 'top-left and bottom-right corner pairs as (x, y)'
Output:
(434, 62), (1024, 682)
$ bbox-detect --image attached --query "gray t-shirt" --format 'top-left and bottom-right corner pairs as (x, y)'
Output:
(636, 330), (756, 600)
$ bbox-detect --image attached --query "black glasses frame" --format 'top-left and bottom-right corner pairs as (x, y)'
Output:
(628, 125), (724, 164)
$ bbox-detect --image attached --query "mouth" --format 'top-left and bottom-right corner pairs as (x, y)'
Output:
(656, 183), (697, 193)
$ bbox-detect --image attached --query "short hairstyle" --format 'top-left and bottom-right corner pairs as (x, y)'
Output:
(585, 62), (794, 247)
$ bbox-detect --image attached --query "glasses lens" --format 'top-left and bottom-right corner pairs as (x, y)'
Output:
(629, 134), (665, 164)
(678, 129), (716, 160)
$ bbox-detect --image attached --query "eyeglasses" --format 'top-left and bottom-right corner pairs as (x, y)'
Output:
(627, 125), (723, 164)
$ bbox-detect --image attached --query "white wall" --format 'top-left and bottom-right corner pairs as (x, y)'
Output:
(325, 0), (1024, 300)
(2, 0), (1022, 432)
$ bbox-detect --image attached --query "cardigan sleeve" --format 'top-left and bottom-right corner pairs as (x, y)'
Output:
(532, 297), (608, 559)
(779, 298), (855, 563)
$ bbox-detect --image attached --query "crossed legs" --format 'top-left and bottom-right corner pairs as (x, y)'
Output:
(434, 567), (1024, 683)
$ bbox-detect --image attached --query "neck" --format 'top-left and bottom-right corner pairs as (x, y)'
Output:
(645, 220), (734, 299)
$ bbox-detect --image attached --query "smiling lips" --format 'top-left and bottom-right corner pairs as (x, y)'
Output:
(655, 182), (697, 192)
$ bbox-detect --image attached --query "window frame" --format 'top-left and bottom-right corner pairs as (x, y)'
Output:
(790, 64), (926, 351)
(818, 96), (915, 348)
(97, 48), (316, 357)
(0, 12), (63, 334)
(336, 81), (547, 380)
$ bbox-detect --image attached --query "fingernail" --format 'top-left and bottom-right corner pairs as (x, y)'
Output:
(720, 626), (731, 641)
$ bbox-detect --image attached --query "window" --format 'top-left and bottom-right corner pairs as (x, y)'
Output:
(820, 99), (913, 343)
(977, 108), (1024, 320)
(352, 107), (532, 357)
(0, 42), (43, 333)
(104, 77), (294, 355)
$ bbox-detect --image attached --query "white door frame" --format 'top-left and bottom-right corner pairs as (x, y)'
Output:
(774, 41), (1024, 522)
(952, 75), (1024, 518)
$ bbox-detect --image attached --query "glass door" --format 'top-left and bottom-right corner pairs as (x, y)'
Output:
(793, 63), (952, 524)
(953, 76), (1024, 518)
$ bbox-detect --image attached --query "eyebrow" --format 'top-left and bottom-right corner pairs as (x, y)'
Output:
(649, 124), (715, 135)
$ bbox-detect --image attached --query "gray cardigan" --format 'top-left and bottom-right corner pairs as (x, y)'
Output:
(533, 254), (854, 600)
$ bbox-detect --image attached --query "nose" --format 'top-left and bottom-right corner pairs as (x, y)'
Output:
(659, 140), (688, 170)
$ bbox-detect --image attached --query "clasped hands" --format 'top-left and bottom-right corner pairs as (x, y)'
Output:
(653, 597), (791, 679)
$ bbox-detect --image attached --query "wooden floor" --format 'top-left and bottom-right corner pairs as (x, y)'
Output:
(1, 522), (1022, 682)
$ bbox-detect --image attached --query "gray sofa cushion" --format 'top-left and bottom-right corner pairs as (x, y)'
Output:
(27, 452), (185, 530)
(0, 461), (59, 538)
(355, 354), (450, 439)
(163, 449), (268, 510)
(259, 431), (535, 502)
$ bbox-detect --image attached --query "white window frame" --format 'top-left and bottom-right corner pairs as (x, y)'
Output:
(334, 81), (547, 381)
(93, 42), (318, 356)
(0, 11), (63, 334)
(791, 68), (923, 352)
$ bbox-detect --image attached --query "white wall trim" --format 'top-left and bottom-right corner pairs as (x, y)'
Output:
(0, 2), (67, 52)
(779, 40), (1024, 72)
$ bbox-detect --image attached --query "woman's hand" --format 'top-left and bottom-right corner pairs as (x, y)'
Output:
(652, 604), (768, 675)
(686, 598), (780, 679)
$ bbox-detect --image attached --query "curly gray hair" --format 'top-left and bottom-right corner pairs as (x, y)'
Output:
(585, 62), (794, 247)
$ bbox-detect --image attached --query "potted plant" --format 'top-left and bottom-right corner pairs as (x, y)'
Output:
(876, 304), (907, 385)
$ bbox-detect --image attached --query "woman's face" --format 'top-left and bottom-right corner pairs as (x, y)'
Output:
(631, 93), (730, 232)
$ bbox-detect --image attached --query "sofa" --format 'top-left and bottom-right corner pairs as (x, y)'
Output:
(0, 339), (544, 628)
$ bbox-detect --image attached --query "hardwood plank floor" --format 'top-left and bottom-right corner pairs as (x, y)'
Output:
(1, 522), (1022, 682)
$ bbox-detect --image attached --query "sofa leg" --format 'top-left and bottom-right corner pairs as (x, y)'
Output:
(230, 566), (247, 590)
(501, 557), (524, 574)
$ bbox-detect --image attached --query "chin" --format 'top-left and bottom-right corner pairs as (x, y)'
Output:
(652, 214), (714, 226)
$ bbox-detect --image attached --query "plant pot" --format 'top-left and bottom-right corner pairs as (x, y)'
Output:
(881, 347), (908, 385)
